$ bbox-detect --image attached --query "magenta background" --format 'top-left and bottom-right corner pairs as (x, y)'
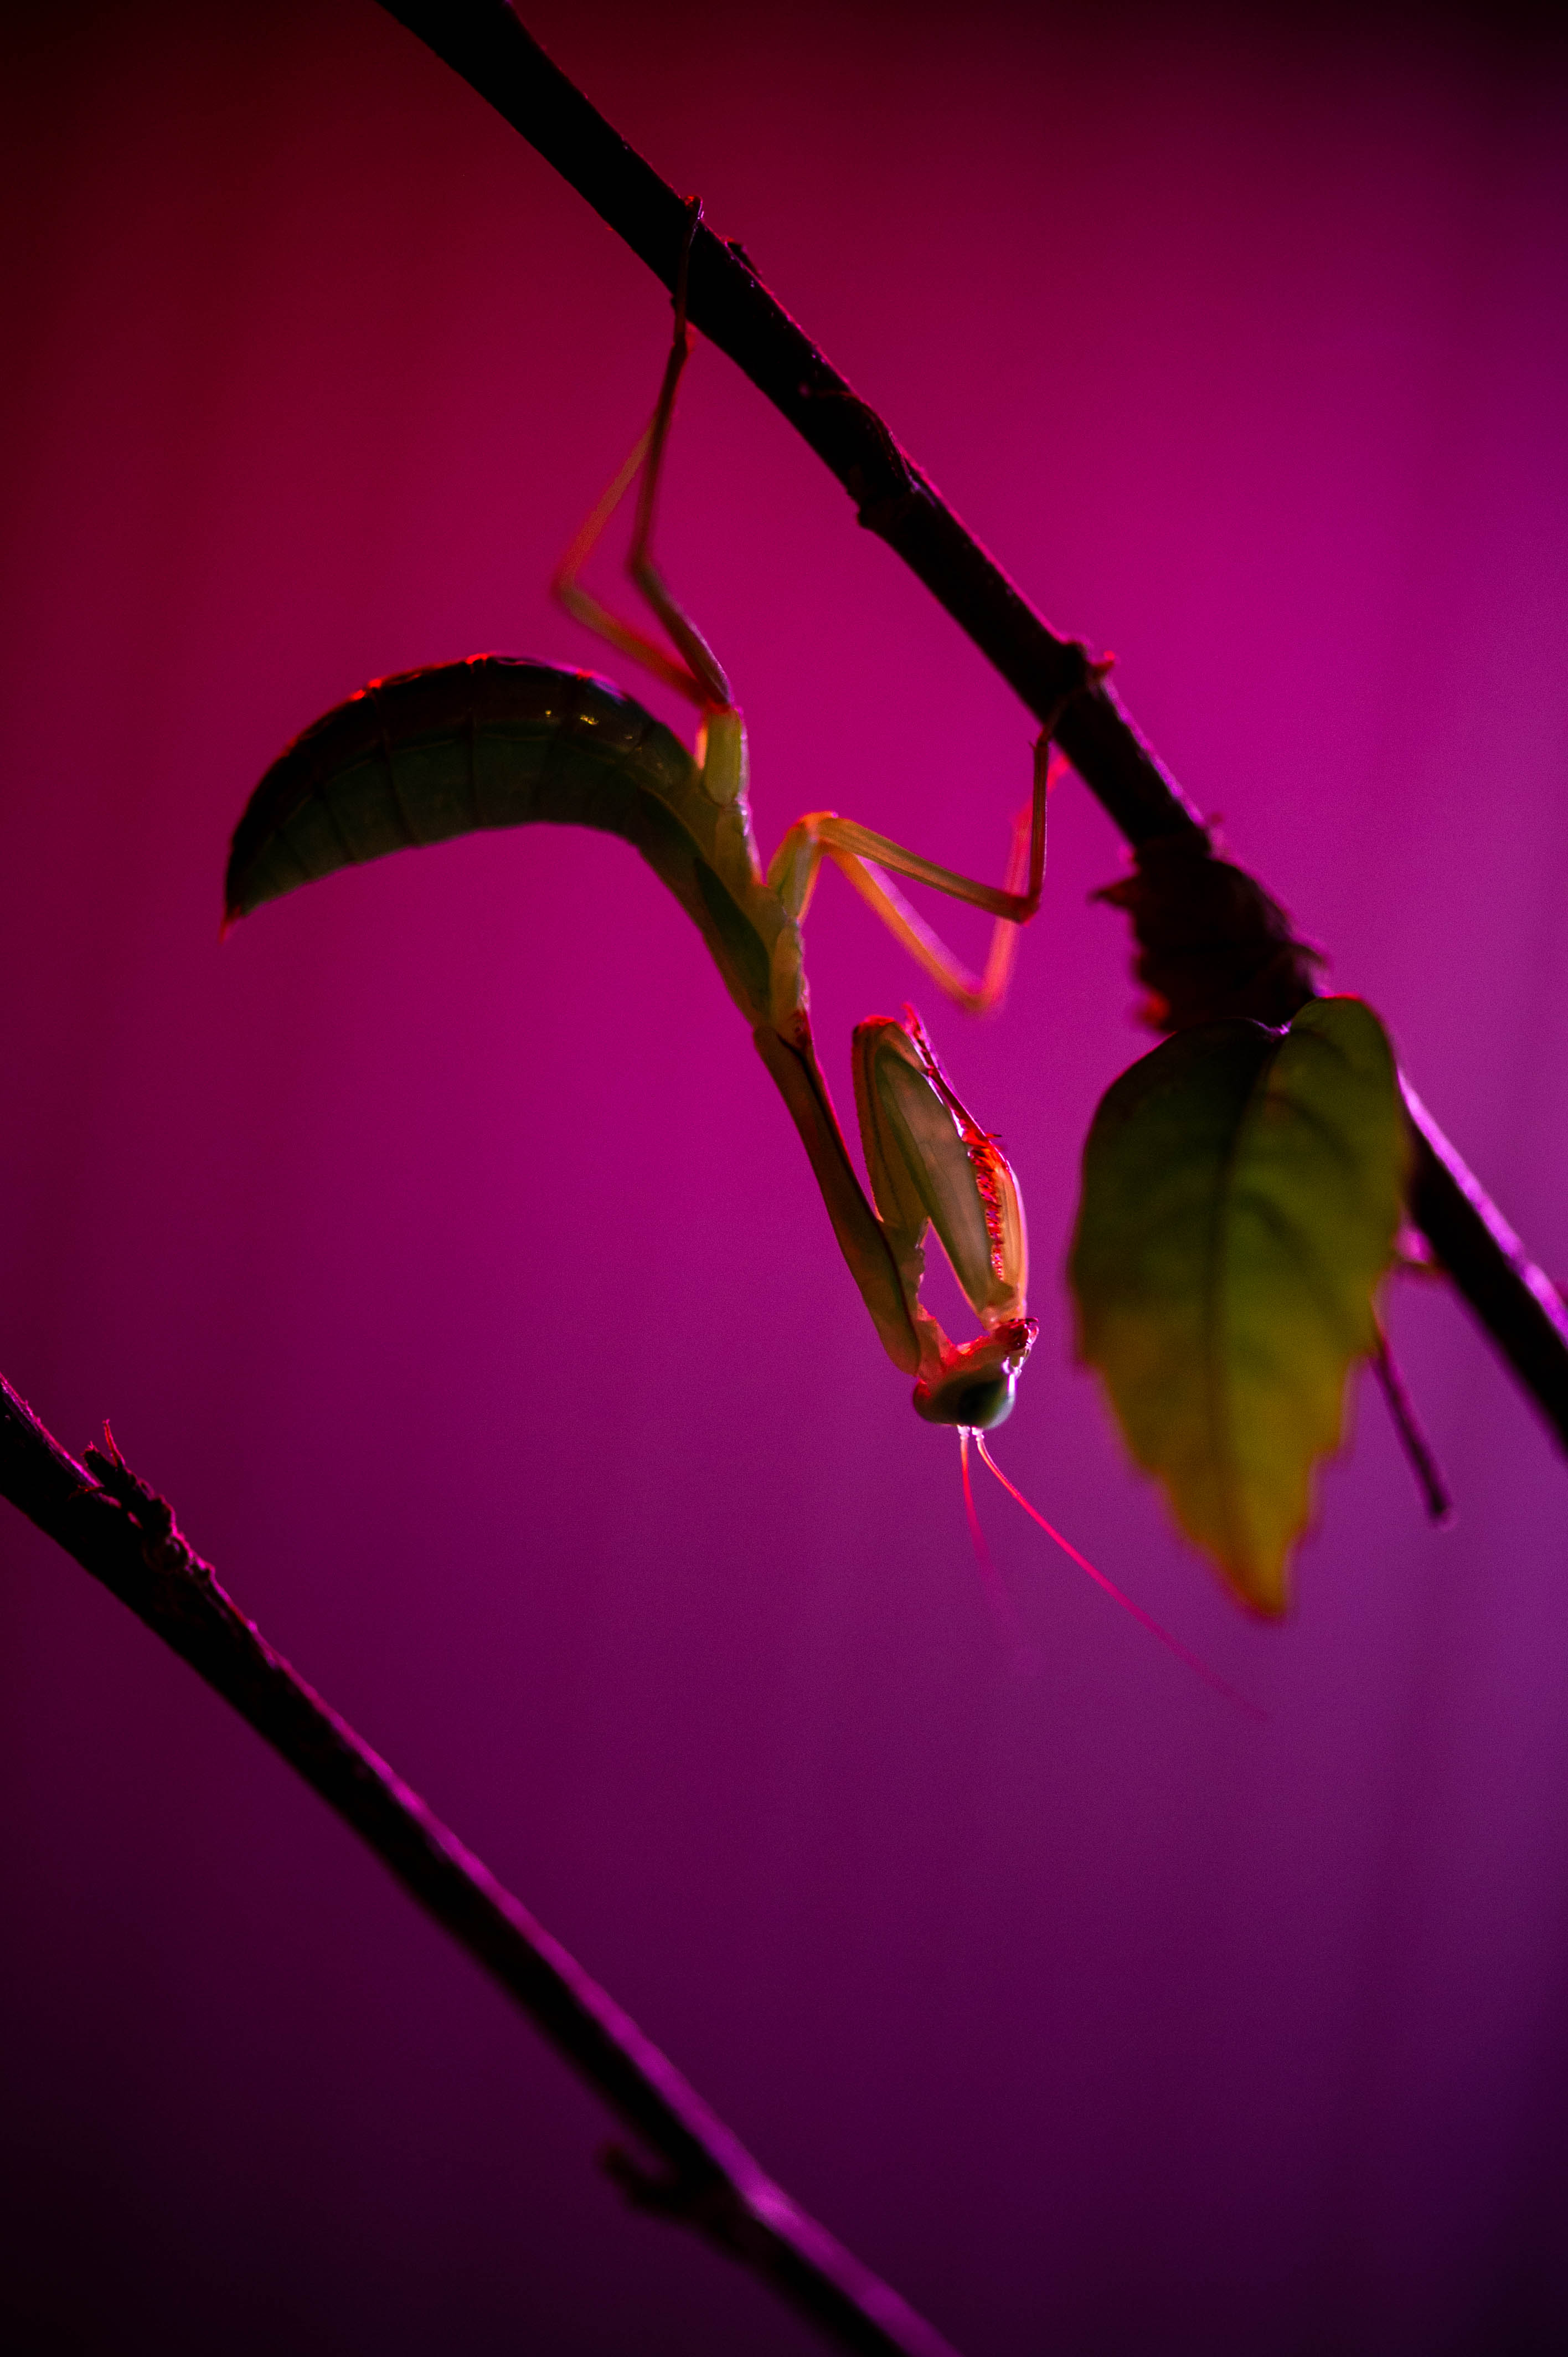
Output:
(3, 4), (1567, 2351)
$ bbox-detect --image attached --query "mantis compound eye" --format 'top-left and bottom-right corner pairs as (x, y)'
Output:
(917, 1371), (1016, 1430)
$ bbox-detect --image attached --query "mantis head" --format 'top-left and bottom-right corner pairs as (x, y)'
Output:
(912, 1316), (1039, 1429)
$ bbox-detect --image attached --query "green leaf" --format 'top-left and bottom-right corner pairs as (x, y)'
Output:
(1068, 997), (1406, 1614)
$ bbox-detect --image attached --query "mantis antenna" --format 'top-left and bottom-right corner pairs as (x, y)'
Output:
(969, 1432), (1266, 1715)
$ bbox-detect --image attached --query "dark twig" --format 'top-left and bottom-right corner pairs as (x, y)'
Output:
(0, 1375), (960, 2357)
(369, 0), (1568, 1455)
(1370, 1331), (1455, 1527)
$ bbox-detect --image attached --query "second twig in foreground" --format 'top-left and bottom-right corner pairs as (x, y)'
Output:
(0, 1374), (961, 2357)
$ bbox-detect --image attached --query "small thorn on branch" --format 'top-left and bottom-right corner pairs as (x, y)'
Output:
(82, 1421), (201, 1574)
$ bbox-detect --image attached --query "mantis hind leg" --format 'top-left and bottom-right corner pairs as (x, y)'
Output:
(553, 198), (733, 717)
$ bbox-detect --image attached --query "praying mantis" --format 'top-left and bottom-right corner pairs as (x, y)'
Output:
(225, 222), (1097, 1444)
(223, 221), (1246, 1692)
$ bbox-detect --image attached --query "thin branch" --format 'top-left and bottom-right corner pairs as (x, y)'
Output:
(0, 1375), (961, 2357)
(1370, 1326), (1455, 1527)
(369, 0), (1568, 1455)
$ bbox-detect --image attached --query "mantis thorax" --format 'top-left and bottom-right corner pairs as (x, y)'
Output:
(696, 708), (747, 807)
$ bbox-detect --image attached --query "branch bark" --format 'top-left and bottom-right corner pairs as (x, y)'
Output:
(0, 1375), (961, 2357)
(369, 0), (1568, 1454)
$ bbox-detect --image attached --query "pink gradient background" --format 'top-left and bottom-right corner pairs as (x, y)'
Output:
(3, 3), (1567, 2350)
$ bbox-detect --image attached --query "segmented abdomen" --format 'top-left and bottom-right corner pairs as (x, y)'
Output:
(224, 656), (700, 923)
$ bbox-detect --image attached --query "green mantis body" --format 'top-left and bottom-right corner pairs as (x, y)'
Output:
(227, 275), (1071, 1430)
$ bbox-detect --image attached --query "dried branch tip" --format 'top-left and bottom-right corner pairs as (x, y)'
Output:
(82, 1423), (199, 1574)
(1095, 832), (1323, 1032)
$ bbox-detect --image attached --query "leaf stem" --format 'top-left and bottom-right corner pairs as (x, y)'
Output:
(1370, 1326), (1456, 1527)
